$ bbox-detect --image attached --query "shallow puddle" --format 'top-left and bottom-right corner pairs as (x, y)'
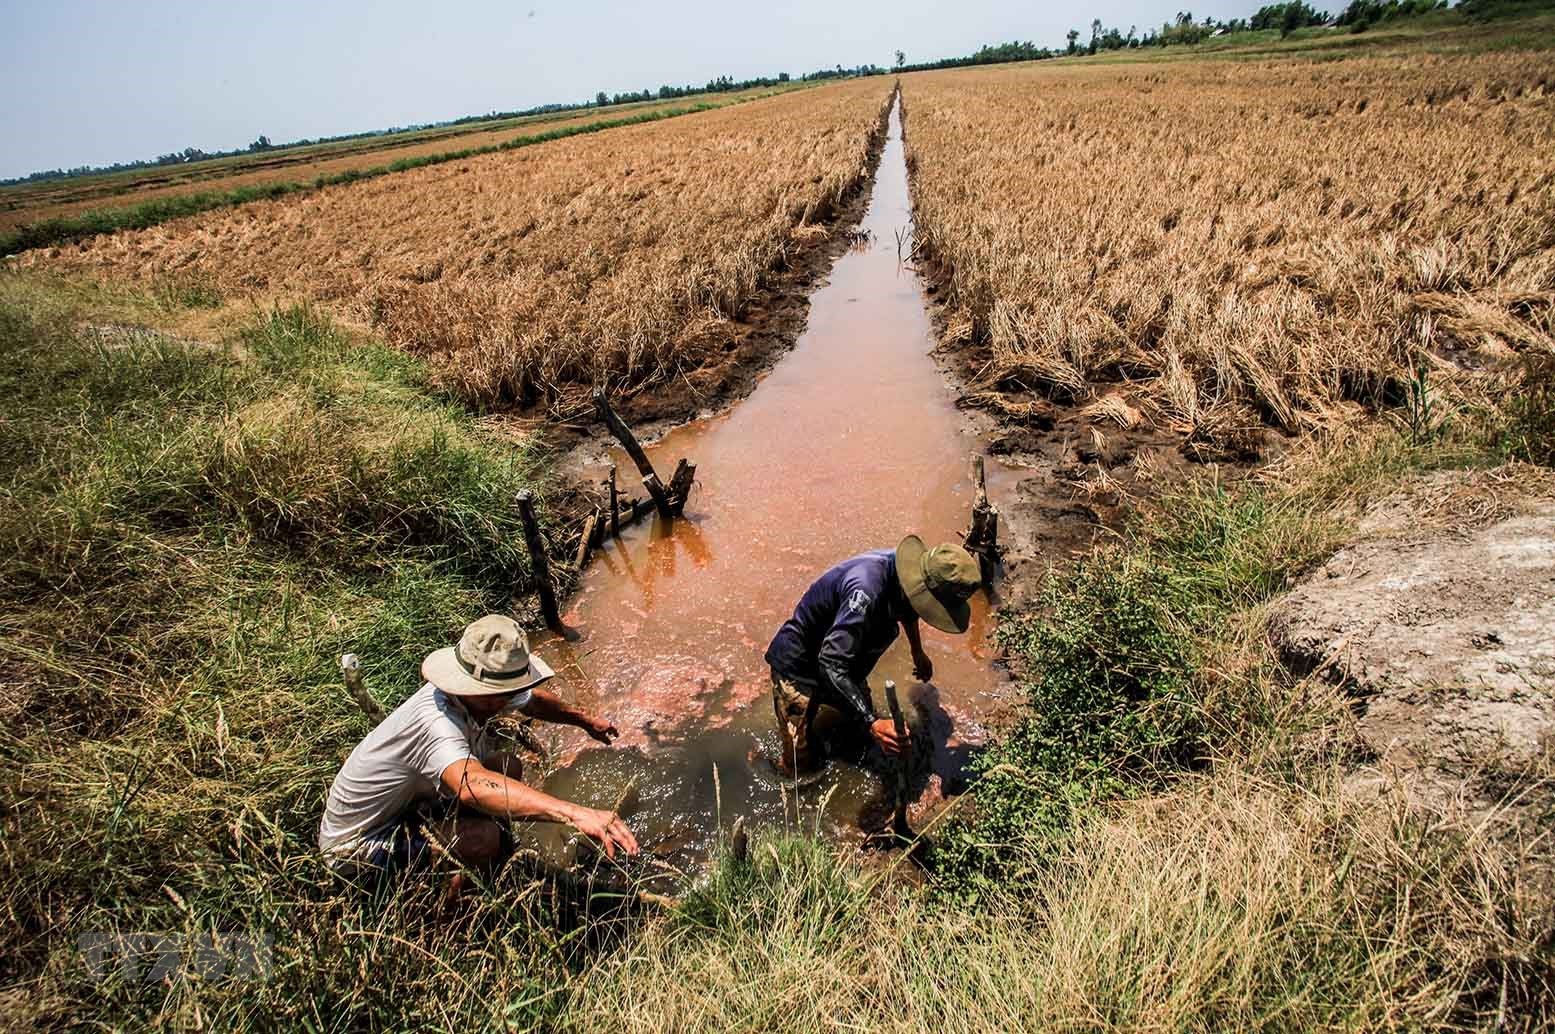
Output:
(528, 95), (1021, 868)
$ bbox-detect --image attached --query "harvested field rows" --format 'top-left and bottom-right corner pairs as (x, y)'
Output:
(902, 54), (1555, 455)
(40, 81), (892, 413)
(0, 89), (797, 234)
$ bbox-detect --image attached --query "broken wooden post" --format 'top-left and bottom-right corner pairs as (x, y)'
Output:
(515, 490), (563, 631)
(594, 389), (674, 519)
(574, 508), (599, 572)
(607, 464), (620, 537)
(667, 459), (696, 517)
(339, 653), (386, 723)
(641, 473), (672, 518)
(965, 453), (1000, 580)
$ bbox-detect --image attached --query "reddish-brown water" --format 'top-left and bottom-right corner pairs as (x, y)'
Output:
(530, 96), (1020, 865)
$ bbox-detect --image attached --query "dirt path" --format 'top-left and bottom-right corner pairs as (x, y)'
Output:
(1271, 466), (1555, 813)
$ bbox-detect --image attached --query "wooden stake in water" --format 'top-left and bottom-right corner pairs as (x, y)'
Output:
(965, 453), (1000, 581)
(607, 464), (620, 537)
(574, 508), (598, 571)
(884, 680), (912, 842)
(515, 490), (562, 631)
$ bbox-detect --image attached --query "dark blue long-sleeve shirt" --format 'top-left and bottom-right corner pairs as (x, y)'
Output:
(764, 550), (903, 725)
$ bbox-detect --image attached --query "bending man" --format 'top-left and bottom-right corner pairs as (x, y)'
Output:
(319, 614), (638, 884)
(764, 535), (982, 775)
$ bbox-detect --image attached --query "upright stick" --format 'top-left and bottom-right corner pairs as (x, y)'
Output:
(574, 509), (599, 571)
(965, 453), (999, 579)
(884, 680), (912, 841)
(593, 389), (673, 518)
(340, 653), (386, 723)
(515, 490), (563, 631)
(667, 459), (696, 516)
(607, 464), (620, 537)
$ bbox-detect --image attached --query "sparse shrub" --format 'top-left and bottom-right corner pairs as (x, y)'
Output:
(1500, 353), (1555, 466)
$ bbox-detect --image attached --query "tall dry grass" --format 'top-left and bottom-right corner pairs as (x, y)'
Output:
(561, 769), (1553, 1033)
(902, 53), (1555, 453)
(35, 81), (892, 413)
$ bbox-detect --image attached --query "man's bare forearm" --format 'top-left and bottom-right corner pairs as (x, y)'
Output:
(443, 759), (579, 824)
(901, 615), (925, 653)
(520, 687), (593, 729)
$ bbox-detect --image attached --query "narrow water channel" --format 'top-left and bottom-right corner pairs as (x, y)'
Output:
(531, 95), (1019, 867)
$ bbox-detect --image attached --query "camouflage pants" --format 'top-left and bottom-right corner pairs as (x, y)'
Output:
(771, 674), (831, 775)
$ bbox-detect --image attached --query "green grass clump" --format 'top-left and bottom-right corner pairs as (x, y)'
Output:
(0, 280), (582, 1029)
(932, 475), (1345, 895)
(929, 413), (1551, 899)
(1500, 354), (1555, 467)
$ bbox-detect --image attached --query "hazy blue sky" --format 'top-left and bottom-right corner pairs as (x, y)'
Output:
(1, 0), (1256, 180)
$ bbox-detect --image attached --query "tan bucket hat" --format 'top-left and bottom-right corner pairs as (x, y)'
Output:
(422, 614), (554, 697)
(895, 535), (982, 634)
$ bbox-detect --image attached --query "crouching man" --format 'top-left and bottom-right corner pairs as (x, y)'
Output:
(765, 535), (982, 776)
(319, 614), (638, 886)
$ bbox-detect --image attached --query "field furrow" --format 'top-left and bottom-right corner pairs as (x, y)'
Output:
(902, 54), (1555, 454)
(36, 80), (893, 413)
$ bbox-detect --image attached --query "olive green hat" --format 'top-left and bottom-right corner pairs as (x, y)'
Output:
(895, 535), (982, 634)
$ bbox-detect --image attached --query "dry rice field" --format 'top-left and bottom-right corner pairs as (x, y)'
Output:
(0, 90), (792, 234)
(902, 53), (1555, 455)
(37, 80), (891, 412)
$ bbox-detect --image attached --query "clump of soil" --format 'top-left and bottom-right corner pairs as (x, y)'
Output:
(1270, 465), (1555, 808)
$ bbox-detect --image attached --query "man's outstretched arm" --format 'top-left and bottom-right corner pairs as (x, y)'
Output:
(519, 687), (619, 744)
(439, 757), (638, 857)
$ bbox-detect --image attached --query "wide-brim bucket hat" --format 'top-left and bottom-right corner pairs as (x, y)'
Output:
(895, 535), (981, 634)
(422, 614), (554, 697)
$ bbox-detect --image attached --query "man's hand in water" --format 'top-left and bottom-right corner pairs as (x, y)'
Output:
(911, 648), (933, 682)
(870, 718), (908, 756)
(585, 715), (620, 745)
(568, 806), (639, 858)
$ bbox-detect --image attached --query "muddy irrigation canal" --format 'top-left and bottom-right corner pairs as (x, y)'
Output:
(526, 96), (1025, 869)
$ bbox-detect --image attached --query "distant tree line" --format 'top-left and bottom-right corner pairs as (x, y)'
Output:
(898, 40), (1059, 72)
(3, 135), (284, 187)
(3, 0), (1529, 189)
(1336, 0), (1448, 31)
(1058, 0), (1463, 53)
(588, 63), (905, 108)
(1058, 5), (1329, 54)
(0, 105), (584, 189)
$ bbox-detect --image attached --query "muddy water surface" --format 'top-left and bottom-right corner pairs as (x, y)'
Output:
(529, 97), (1020, 867)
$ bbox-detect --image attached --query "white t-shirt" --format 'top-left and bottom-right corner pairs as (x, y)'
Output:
(317, 682), (529, 855)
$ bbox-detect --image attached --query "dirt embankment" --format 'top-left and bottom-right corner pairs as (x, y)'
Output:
(1271, 465), (1555, 814)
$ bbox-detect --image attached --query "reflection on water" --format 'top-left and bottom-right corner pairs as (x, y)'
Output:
(527, 95), (1021, 870)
